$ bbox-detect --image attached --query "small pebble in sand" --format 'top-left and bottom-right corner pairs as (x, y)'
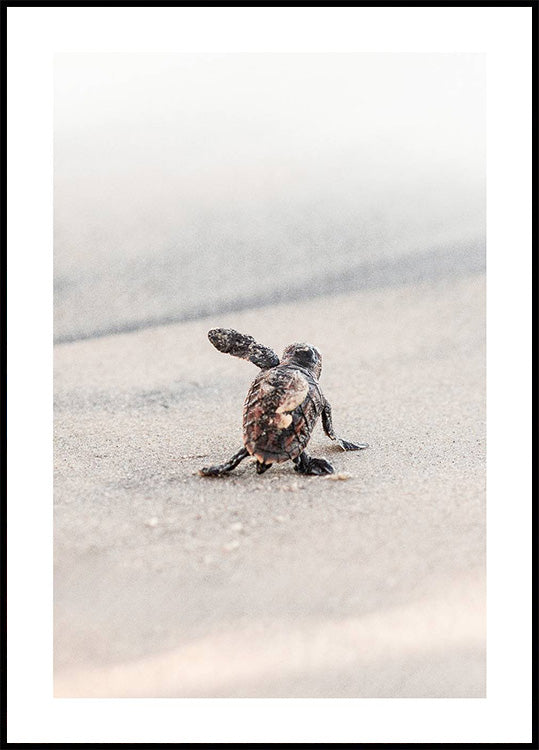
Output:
(144, 516), (159, 527)
(229, 522), (243, 532)
(223, 540), (240, 552)
(282, 482), (300, 492)
(325, 472), (353, 481)
(274, 515), (286, 523)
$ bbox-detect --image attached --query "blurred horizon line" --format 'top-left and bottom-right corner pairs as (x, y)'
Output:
(54, 238), (485, 346)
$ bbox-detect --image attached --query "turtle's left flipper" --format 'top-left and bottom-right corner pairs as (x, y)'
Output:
(322, 401), (369, 451)
(208, 328), (280, 369)
(199, 447), (249, 476)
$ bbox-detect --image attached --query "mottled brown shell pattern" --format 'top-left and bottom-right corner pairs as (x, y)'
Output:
(243, 365), (324, 463)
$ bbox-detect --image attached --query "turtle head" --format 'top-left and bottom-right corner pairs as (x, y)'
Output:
(281, 343), (322, 378)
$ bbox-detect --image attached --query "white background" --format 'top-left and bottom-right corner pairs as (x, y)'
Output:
(6, 6), (532, 744)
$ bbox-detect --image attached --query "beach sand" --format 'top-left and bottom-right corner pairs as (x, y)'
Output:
(54, 269), (485, 698)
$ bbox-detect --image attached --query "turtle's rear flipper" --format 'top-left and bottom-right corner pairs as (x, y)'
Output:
(208, 328), (280, 369)
(293, 451), (334, 476)
(256, 460), (272, 475)
(321, 401), (369, 451)
(199, 447), (249, 477)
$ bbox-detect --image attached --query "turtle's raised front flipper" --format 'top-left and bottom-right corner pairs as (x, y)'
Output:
(208, 328), (280, 369)
(322, 401), (369, 451)
(199, 447), (249, 477)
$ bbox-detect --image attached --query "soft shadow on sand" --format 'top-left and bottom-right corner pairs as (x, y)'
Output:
(55, 568), (485, 698)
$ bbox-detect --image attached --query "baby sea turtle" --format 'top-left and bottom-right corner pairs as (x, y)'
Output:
(199, 328), (368, 477)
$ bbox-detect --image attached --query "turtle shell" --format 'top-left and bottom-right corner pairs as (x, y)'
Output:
(243, 365), (324, 463)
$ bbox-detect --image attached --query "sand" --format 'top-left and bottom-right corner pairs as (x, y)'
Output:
(54, 270), (485, 698)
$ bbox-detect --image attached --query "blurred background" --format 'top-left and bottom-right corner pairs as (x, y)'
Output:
(54, 53), (485, 342)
